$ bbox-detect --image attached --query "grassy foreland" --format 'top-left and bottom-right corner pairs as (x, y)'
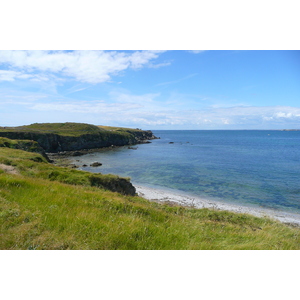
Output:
(0, 122), (104, 136)
(1, 139), (300, 249)
(0, 122), (156, 153)
(0, 123), (147, 137)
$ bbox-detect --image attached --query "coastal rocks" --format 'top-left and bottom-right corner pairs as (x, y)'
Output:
(70, 151), (84, 156)
(90, 162), (102, 167)
(88, 174), (136, 196)
(69, 164), (79, 168)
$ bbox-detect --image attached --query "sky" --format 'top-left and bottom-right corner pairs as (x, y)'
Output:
(0, 50), (299, 129)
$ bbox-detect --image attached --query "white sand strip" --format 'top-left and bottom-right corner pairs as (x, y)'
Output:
(135, 184), (300, 226)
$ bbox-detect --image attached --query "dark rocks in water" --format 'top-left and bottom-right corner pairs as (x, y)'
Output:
(82, 164), (88, 167)
(69, 164), (79, 168)
(169, 142), (174, 144)
(90, 162), (102, 167)
(71, 151), (84, 156)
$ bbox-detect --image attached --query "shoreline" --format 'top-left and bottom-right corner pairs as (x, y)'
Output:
(135, 184), (300, 227)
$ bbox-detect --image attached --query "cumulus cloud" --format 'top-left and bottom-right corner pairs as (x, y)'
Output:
(0, 50), (166, 83)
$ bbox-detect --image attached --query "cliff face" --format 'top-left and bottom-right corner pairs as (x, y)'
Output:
(0, 123), (157, 153)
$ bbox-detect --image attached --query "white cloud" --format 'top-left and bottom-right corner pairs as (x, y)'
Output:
(188, 106), (300, 128)
(0, 69), (52, 82)
(0, 50), (167, 84)
(1, 83), (300, 129)
(274, 111), (300, 119)
(26, 96), (300, 129)
(0, 70), (21, 81)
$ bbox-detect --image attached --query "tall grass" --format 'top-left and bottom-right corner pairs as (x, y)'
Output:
(1, 172), (299, 249)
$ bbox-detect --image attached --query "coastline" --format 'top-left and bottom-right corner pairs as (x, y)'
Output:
(135, 184), (300, 227)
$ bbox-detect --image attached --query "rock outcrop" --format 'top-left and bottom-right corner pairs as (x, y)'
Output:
(88, 174), (136, 196)
(0, 137), (50, 161)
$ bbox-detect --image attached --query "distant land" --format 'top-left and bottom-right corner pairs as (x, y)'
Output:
(0, 122), (158, 153)
(280, 129), (300, 131)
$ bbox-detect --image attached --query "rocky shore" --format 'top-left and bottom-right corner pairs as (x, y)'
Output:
(135, 185), (300, 227)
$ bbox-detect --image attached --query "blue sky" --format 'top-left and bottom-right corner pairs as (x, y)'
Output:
(0, 50), (299, 129)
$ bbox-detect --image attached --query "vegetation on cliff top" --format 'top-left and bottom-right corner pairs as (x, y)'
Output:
(0, 122), (105, 136)
(1, 141), (300, 250)
(0, 122), (151, 137)
(0, 137), (45, 153)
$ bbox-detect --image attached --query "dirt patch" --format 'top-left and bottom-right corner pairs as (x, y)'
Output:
(0, 164), (19, 175)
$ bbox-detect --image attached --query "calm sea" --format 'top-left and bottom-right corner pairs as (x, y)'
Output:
(72, 130), (300, 214)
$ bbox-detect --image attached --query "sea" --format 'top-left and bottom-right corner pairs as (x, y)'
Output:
(71, 130), (300, 215)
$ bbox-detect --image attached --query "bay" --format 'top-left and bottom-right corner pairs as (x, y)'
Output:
(70, 130), (300, 214)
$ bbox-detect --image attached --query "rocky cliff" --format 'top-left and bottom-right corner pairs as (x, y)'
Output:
(0, 123), (157, 153)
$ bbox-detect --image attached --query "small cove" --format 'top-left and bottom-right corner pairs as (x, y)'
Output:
(68, 130), (300, 216)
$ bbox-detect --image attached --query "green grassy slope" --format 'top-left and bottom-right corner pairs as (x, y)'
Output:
(0, 147), (135, 195)
(0, 137), (48, 158)
(1, 146), (299, 250)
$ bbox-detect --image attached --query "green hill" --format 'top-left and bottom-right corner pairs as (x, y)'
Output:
(0, 122), (157, 153)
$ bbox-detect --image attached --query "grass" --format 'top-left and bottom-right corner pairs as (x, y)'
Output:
(0, 122), (106, 137)
(0, 147), (134, 195)
(98, 125), (146, 133)
(1, 146), (300, 249)
(0, 122), (147, 137)
(0, 137), (45, 153)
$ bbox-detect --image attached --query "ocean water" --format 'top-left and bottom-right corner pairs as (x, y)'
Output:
(72, 130), (300, 214)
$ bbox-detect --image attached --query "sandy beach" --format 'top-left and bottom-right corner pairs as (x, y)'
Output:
(135, 184), (300, 226)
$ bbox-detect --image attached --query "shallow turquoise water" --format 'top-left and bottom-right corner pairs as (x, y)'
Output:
(73, 130), (300, 214)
